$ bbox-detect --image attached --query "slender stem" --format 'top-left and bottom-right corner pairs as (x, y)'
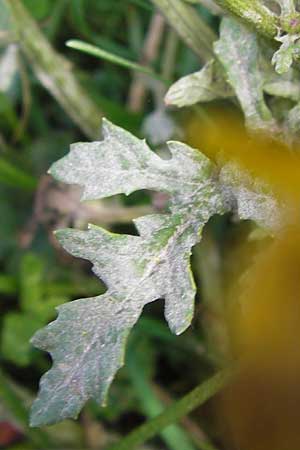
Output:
(127, 12), (166, 112)
(215, 0), (279, 38)
(66, 39), (169, 84)
(161, 27), (179, 81)
(108, 369), (232, 450)
(151, 0), (217, 61)
(127, 352), (196, 450)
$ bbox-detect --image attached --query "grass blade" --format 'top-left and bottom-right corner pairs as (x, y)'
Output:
(66, 39), (169, 84)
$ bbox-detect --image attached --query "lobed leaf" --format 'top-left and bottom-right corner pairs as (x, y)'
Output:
(30, 120), (229, 426)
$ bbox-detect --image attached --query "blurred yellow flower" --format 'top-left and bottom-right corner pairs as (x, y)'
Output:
(185, 108), (300, 203)
(218, 227), (300, 450)
(185, 110), (300, 450)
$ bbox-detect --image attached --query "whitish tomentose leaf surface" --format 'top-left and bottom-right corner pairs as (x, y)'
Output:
(272, 33), (300, 75)
(30, 119), (229, 426)
(220, 163), (282, 230)
(164, 60), (233, 108)
(214, 17), (275, 130)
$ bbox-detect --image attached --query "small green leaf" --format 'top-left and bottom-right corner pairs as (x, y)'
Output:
(30, 119), (228, 426)
(272, 33), (300, 74)
(66, 39), (168, 84)
(165, 60), (232, 107)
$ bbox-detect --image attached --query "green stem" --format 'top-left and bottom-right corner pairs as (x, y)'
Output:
(215, 0), (279, 38)
(161, 27), (179, 81)
(151, 0), (217, 61)
(108, 369), (232, 450)
(6, 0), (103, 139)
(66, 40), (169, 84)
(127, 352), (196, 450)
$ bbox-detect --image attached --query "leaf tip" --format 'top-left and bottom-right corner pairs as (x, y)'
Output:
(65, 39), (80, 49)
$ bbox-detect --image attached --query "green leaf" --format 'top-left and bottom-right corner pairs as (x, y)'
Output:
(165, 60), (233, 108)
(30, 119), (228, 426)
(272, 33), (300, 74)
(214, 17), (275, 130)
(66, 39), (168, 84)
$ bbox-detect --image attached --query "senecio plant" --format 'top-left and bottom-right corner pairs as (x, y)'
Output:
(30, 0), (300, 436)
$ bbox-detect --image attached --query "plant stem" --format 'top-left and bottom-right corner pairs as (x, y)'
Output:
(108, 369), (232, 450)
(127, 352), (196, 450)
(161, 27), (179, 81)
(127, 12), (166, 112)
(151, 0), (217, 61)
(214, 0), (279, 38)
(6, 0), (103, 139)
(66, 39), (168, 84)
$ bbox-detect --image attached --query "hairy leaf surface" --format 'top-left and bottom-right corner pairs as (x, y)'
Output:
(30, 120), (228, 426)
(214, 17), (275, 130)
(272, 33), (300, 75)
(164, 60), (232, 107)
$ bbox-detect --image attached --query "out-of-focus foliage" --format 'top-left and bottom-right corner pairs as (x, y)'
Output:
(186, 109), (300, 203)
(2, 0), (300, 449)
(0, 1), (218, 449)
(218, 226), (300, 450)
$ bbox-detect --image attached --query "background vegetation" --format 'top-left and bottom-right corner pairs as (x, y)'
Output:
(0, 1), (228, 449)
(3, 0), (295, 448)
